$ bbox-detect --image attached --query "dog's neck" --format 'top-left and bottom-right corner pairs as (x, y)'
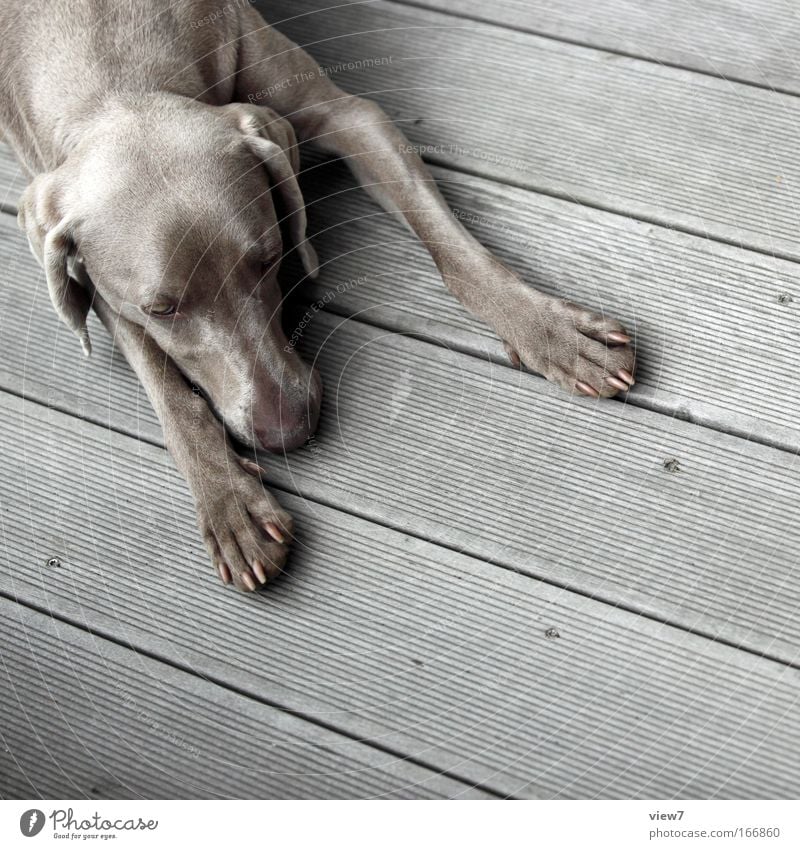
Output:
(13, 90), (200, 176)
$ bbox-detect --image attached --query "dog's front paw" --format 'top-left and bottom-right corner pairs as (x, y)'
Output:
(194, 458), (294, 592)
(501, 291), (636, 398)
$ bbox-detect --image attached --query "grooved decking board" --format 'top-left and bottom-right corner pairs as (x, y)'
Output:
(0, 0), (797, 805)
(1, 222), (799, 665)
(3, 149), (800, 453)
(264, 0), (800, 259)
(0, 599), (481, 799)
(393, 0), (800, 95)
(297, 158), (800, 452)
(283, 316), (800, 662)
(1, 393), (799, 799)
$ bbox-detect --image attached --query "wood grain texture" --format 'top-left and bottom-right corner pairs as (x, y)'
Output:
(264, 0), (800, 259)
(0, 598), (484, 799)
(0, 226), (799, 663)
(3, 145), (799, 454)
(390, 0), (800, 95)
(1, 393), (798, 799)
(1, 0), (799, 801)
(296, 157), (800, 453)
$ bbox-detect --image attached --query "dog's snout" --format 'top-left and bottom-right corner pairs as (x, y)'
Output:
(254, 368), (322, 453)
(255, 425), (310, 453)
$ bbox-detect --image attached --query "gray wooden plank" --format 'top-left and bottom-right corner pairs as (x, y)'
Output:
(392, 0), (800, 96)
(297, 158), (800, 453)
(0, 204), (800, 663)
(0, 599), (481, 799)
(278, 314), (800, 664)
(265, 0), (800, 259)
(3, 145), (800, 454)
(1, 391), (799, 799)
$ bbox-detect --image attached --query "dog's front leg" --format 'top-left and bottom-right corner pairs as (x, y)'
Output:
(91, 296), (294, 592)
(308, 99), (637, 397)
(237, 16), (635, 397)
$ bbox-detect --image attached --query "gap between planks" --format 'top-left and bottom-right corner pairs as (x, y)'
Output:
(2, 388), (799, 798)
(383, 0), (800, 99)
(265, 0), (800, 262)
(1, 595), (493, 799)
(0, 159), (798, 459)
(1, 359), (799, 674)
(0, 186), (798, 663)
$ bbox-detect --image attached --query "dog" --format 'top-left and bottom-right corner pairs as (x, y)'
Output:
(0, 0), (635, 592)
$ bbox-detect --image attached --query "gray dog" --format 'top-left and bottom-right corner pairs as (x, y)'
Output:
(1, 0), (635, 591)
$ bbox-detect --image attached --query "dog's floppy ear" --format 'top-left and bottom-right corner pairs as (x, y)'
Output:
(18, 173), (92, 355)
(225, 104), (318, 279)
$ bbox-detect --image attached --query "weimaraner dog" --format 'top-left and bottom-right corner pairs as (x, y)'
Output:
(1, 0), (635, 592)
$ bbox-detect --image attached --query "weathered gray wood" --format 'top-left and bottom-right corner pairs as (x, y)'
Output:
(2, 392), (799, 799)
(297, 158), (800, 453)
(265, 0), (800, 259)
(1, 0), (798, 804)
(0, 221), (799, 666)
(3, 146), (799, 454)
(0, 598), (483, 799)
(393, 0), (800, 95)
(282, 315), (800, 665)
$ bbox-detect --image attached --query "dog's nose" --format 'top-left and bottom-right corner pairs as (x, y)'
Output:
(254, 369), (322, 454)
(255, 425), (311, 453)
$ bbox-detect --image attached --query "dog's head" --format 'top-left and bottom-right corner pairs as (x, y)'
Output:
(18, 96), (322, 452)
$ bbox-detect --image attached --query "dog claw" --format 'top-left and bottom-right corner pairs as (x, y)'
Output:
(495, 291), (635, 401)
(265, 521), (288, 544)
(238, 457), (267, 477)
(606, 376), (630, 392)
(503, 341), (521, 368)
(575, 381), (599, 398)
(200, 465), (294, 592)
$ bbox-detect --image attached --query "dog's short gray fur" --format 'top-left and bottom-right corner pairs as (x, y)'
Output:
(0, 0), (634, 591)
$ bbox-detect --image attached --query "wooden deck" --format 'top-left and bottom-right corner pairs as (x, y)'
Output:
(2, 0), (800, 799)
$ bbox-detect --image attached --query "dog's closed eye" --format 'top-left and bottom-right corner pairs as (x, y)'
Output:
(261, 251), (281, 274)
(142, 302), (177, 317)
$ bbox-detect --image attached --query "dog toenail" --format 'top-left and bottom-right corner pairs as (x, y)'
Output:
(239, 457), (267, 477)
(608, 331), (631, 344)
(503, 342), (521, 368)
(242, 572), (256, 592)
(252, 561), (267, 584)
(606, 376), (629, 391)
(265, 521), (287, 544)
(618, 369), (635, 385)
(576, 381), (599, 398)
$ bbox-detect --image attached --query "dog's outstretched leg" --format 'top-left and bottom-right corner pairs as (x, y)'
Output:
(235, 11), (635, 397)
(91, 293), (294, 592)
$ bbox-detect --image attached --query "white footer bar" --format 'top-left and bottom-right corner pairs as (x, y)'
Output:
(2, 799), (797, 848)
